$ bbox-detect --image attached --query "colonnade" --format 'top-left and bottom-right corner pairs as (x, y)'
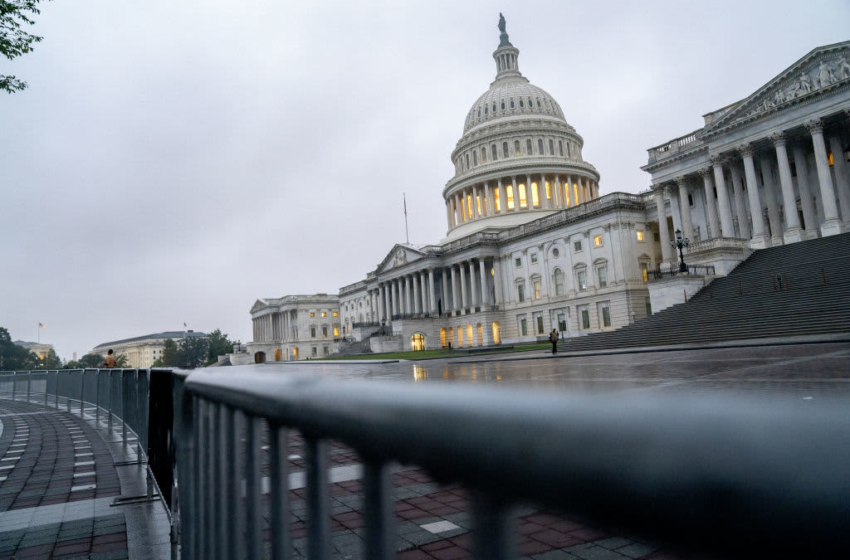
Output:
(369, 258), (505, 324)
(252, 310), (298, 343)
(655, 114), (850, 261)
(447, 172), (599, 228)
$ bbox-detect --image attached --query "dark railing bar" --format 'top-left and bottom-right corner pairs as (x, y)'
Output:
(211, 402), (223, 560)
(363, 460), (395, 560)
(245, 415), (262, 560)
(305, 436), (330, 560)
(472, 493), (516, 560)
(221, 404), (235, 560)
(233, 410), (248, 560)
(270, 423), (291, 560)
(204, 400), (215, 560)
(189, 395), (200, 560)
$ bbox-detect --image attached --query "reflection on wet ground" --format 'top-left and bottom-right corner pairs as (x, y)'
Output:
(257, 341), (850, 397)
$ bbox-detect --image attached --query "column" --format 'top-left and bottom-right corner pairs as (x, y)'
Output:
(675, 177), (693, 239)
(828, 135), (850, 224)
(807, 119), (843, 235)
(469, 259), (479, 308)
(413, 272), (421, 314)
(377, 286), (384, 323)
(771, 132), (803, 243)
(493, 258), (504, 305)
(792, 145), (817, 236)
(666, 185), (682, 239)
(473, 185), (480, 218)
(497, 178), (505, 213)
(567, 175), (574, 207)
(446, 202), (453, 228)
(484, 182), (492, 216)
(711, 157), (735, 237)
(740, 145), (769, 248)
(700, 168), (720, 239)
(654, 188), (673, 263)
(728, 162), (750, 239)
(456, 193), (464, 222)
(577, 178), (585, 204)
(442, 269), (450, 314)
(479, 258), (489, 306)
(450, 266), (459, 313)
(526, 174), (532, 208)
(391, 280), (398, 319)
(511, 176), (518, 211)
(429, 269), (437, 314)
(554, 175), (562, 207)
(758, 156), (782, 244)
(459, 262), (468, 312)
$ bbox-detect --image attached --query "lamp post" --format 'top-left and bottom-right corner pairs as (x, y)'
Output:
(670, 229), (689, 273)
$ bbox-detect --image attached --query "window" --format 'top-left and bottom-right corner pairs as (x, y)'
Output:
(510, 98), (515, 109)
(553, 247), (560, 258)
(333, 326), (339, 336)
(531, 183), (540, 206)
(533, 279), (541, 299)
(473, 151), (478, 166)
(503, 142), (509, 158)
(514, 140), (521, 157)
(492, 103), (496, 113)
(492, 144), (497, 160)
(641, 262), (649, 283)
(507, 185), (515, 209)
(530, 253), (538, 264)
(537, 98), (542, 108)
(519, 183), (528, 208)
(577, 270), (588, 291)
(581, 309), (591, 330)
(636, 230), (645, 242)
(311, 327), (316, 338)
(481, 148), (487, 163)
(321, 311), (327, 317)
(476, 195), (482, 216)
(559, 140), (564, 156)
(536, 315), (544, 334)
(495, 188), (501, 212)
(597, 265), (608, 288)
(517, 284), (525, 302)
(520, 317), (528, 336)
(558, 313), (567, 333)
(545, 180), (551, 199)
(412, 333), (425, 351)
(515, 257), (522, 267)
(310, 312), (315, 317)
(688, 194), (694, 207)
(594, 235), (603, 247)
(501, 101), (505, 110)
(554, 269), (565, 296)
(465, 154), (470, 169)
(601, 305), (612, 327)
(323, 346), (329, 356)
(538, 139), (544, 154)
(549, 139), (555, 154)
(312, 347), (318, 358)
(484, 105), (488, 115)
(526, 139), (532, 154)
(333, 311), (338, 317)
(322, 326), (328, 337)
(519, 98), (524, 108)
(574, 240), (582, 252)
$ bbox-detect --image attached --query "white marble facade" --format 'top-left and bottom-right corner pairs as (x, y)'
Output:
(254, 23), (850, 355)
(248, 295), (340, 362)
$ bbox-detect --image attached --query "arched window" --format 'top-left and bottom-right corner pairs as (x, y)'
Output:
(465, 154), (470, 169)
(553, 269), (565, 296)
(492, 103), (496, 113)
(567, 143), (572, 158)
(440, 328), (447, 348)
(514, 140), (521, 157)
(528, 97), (533, 108)
(559, 140), (564, 156)
(491, 144), (497, 161)
(537, 98), (542, 108)
(411, 333), (425, 351)
(481, 148), (486, 163)
(484, 106), (488, 116)
(526, 139), (532, 154)
(537, 139), (544, 154)
(473, 151), (478, 166)
(549, 139), (555, 155)
(492, 322), (501, 345)
(519, 98), (524, 108)
(510, 98), (515, 109)
(503, 142), (509, 158)
(501, 100), (505, 110)
(530, 274), (542, 300)
(466, 324), (474, 346)
(477, 108), (481, 118)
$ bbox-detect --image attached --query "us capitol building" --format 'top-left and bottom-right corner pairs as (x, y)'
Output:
(246, 17), (850, 361)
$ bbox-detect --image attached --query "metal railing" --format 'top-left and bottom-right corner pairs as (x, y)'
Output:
(649, 264), (716, 280)
(176, 371), (850, 560)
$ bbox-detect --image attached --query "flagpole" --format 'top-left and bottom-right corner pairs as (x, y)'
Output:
(403, 193), (409, 244)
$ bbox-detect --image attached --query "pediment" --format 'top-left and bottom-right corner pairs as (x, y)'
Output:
(376, 244), (427, 274)
(703, 41), (850, 135)
(250, 299), (269, 313)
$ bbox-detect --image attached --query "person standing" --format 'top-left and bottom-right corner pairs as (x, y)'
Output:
(549, 329), (558, 354)
(104, 349), (118, 368)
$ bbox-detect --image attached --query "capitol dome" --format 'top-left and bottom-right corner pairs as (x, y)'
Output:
(443, 15), (601, 240)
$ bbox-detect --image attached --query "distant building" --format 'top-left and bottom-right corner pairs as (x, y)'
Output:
(91, 331), (207, 368)
(248, 295), (341, 362)
(14, 341), (55, 361)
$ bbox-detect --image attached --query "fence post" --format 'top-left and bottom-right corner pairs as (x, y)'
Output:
(66, 371), (72, 412)
(80, 370), (86, 418)
(12, 371), (16, 401)
(121, 370), (127, 446)
(107, 370), (114, 435)
(44, 371), (50, 407)
(26, 372), (31, 403)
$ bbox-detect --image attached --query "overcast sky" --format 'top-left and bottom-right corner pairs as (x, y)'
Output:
(1, 0), (848, 360)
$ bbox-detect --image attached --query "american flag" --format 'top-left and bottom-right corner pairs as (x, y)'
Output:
(184, 322), (187, 327)
(38, 322), (44, 328)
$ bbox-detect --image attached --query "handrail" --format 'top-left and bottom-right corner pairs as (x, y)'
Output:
(177, 371), (850, 559)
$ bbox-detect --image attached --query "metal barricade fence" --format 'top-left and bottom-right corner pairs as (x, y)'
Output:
(176, 369), (850, 560)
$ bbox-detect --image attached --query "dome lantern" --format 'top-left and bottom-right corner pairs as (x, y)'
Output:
(493, 14), (522, 82)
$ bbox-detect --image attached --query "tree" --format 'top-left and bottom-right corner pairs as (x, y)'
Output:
(206, 329), (234, 366)
(0, 326), (38, 369)
(161, 338), (178, 366)
(78, 353), (105, 368)
(41, 347), (62, 369)
(1, 1), (51, 94)
(115, 353), (129, 368)
(176, 336), (209, 369)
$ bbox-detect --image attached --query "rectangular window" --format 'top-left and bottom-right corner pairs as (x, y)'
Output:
(533, 280), (541, 299)
(517, 284), (525, 303)
(531, 183), (540, 207)
(581, 309), (590, 330)
(598, 266), (607, 288)
(545, 181), (551, 199)
(536, 315), (544, 334)
(594, 235), (603, 247)
(538, 139), (544, 154)
(515, 257), (522, 267)
(515, 140), (521, 157)
(467, 195), (473, 218)
(310, 312), (315, 317)
(578, 270), (587, 291)
(507, 186), (515, 209)
(558, 313), (566, 332)
(555, 272), (565, 296)
(311, 327), (316, 338)
(322, 326), (328, 337)
(321, 311), (327, 317)
(530, 253), (538, 264)
(641, 263), (649, 283)
(574, 240), (582, 252)
(636, 230), (645, 242)
(312, 347), (318, 357)
(333, 311), (338, 316)
(333, 326), (339, 336)
(519, 184), (528, 208)
(520, 317), (528, 336)
(495, 188), (501, 212)
(602, 306), (611, 327)
(477, 195), (482, 216)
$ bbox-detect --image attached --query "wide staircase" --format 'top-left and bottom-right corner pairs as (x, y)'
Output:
(563, 232), (850, 352)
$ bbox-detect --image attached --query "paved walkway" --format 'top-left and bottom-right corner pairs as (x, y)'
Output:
(0, 398), (172, 560)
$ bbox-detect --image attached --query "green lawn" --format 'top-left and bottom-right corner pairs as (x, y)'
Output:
(320, 342), (551, 361)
